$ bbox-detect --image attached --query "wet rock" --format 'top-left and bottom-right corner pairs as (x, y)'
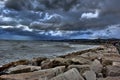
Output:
(41, 58), (72, 69)
(0, 66), (65, 80)
(90, 59), (103, 74)
(106, 65), (120, 77)
(83, 70), (96, 80)
(6, 65), (41, 74)
(68, 65), (90, 74)
(51, 68), (85, 80)
(0, 60), (30, 72)
(31, 57), (47, 66)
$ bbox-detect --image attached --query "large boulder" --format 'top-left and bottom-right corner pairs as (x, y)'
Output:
(70, 56), (92, 65)
(68, 65), (90, 74)
(90, 59), (103, 74)
(102, 54), (120, 62)
(97, 76), (120, 80)
(6, 65), (41, 74)
(41, 58), (72, 69)
(31, 57), (47, 66)
(0, 59), (30, 72)
(0, 66), (65, 80)
(106, 65), (120, 77)
(51, 68), (85, 80)
(83, 70), (96, 80)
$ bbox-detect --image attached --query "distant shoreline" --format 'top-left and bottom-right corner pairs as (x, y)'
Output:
(0, 39), (120, 45)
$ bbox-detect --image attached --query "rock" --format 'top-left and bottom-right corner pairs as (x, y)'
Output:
(104, 76), (120, 80)
(97, 73), (103, 78)
(90, 59), (103, 74)
(106, 65), (120, 77)
(51, 68), (85, 80)
(0, 60), (30, 72)
(102, 54), (120, 64)
(97, 78), (104, 80)
(6, 65), (41, 74)
(98, 76), (120, 80)
(41, 58), (72, 69)
(102, 60), (113, 67)
(113, 62), (120, 66)
(68, 65), (90, 74)
(0, 66), (65, 80)
(31, 57), (47, 66)
(80, 51), (103, 60)
(70, 56), (91, 65)
(83, 70), (96, 80)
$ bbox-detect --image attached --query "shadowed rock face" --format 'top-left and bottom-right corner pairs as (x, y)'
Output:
(113, 42), (120, 54)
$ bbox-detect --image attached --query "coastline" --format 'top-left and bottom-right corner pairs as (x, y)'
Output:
(0, 40), (99, 66)
(0, 41), (120, 80)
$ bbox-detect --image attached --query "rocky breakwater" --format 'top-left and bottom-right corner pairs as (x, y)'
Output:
(0, 44), (120, 80)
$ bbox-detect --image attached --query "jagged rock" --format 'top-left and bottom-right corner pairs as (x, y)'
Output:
(97, 73), (103, 78)
(102, 60), (113, 67)
(6, 65), (41, 74)
(105, 76), (120, 80)
(97, 78), (104, 80)
(51, 68), (85, 80)
(31, 57), (47, 66)
(70, 56), (91, 65)
(68, 65), (90, 74)
(0, 66), (65, 80)
(90, 59), (103, 74)
(113, 62), (120, 66)
(98, 76), (120, 80)
(0, 60), (30, 72)
(106, 65), (120, 77)
(41, 58), (72, 69)
(80, 51), (103, 60)
(83, 70), (96, 80)
(102, 54), (120, 65)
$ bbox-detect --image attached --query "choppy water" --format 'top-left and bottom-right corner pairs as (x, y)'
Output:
(0, 41), (99, 66)
(0, 0), (120, 40)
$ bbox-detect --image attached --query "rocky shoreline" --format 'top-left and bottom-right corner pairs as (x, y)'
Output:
(0, 44), (120, 80)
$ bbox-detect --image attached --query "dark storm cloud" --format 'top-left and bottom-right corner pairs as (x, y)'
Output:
(1, 0), (120, 39)
(100, 0), (120, 14)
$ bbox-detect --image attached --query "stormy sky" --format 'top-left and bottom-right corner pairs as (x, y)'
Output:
(0, 0), (120, 40)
